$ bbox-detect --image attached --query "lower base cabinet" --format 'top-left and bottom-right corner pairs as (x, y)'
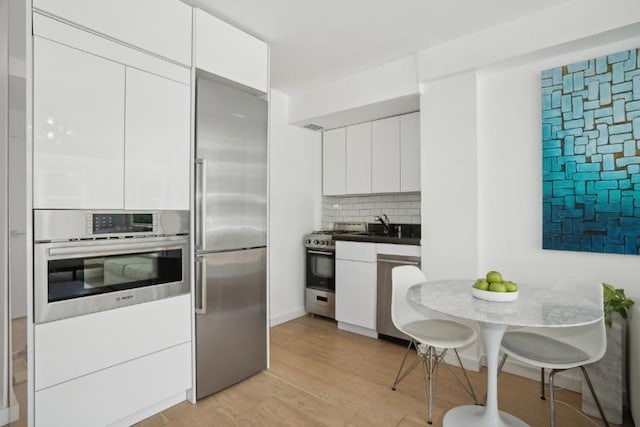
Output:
(35, 343), (191, 427)
(34, 295), (192, 426)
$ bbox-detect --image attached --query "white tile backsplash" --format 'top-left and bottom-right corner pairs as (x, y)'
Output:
(322, 193), (421, 229)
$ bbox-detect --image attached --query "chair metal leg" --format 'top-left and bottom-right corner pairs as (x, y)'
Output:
(580, 366), (609, 427)
(427, 346), (435, 425)
(540, 367), (546, 400)
(392, 340), (421, 391)
(549, 369), (558, 427)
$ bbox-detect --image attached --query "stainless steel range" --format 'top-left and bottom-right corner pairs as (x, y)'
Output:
(304, 222), (366, 319)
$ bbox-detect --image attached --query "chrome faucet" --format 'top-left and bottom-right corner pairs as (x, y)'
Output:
(375, 214), (390, 234)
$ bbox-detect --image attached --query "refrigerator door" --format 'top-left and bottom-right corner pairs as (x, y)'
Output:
(195, 77), (267, 253)
(195, 247), (267, 399)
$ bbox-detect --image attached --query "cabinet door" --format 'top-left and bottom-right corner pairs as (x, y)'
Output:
(124, 68), (191, 210)
(345, 122), (372, 194)
(33, 37), (125, 209)
(322, 127), (346, 196)
(400, 112), (421, 192)
(336, 259), (377, 330)
(195, 9), (268, 92)
(371, 116), (401, 193)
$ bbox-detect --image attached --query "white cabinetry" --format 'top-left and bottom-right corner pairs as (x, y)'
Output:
(335, 241), (421, 338)
(322, 127), (346, 196)
(33, 37), (125, 209)
(321, 112), (420, 196)
(195, 9), (268, 93)
(372, 116), (401, 193)
(345, 122), (372, 194)
(33, 17), (191, 210)
(34, 295), (191, 426)
(400, 112), (421, 192)
(32, 0), (192, 65)
(124, 68), (191, 210)
(335, 241), (377, 337)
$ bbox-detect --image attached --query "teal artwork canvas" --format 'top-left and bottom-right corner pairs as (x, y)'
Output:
(542, 48), (640, 254)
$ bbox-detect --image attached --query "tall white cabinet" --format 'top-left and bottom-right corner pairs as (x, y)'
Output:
(33, 37), (125, 209)
(400, 112), (420, 192)
(124, 68), (191, 210)
(32, 13), (191, 210)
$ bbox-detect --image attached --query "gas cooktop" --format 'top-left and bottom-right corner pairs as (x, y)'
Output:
(304, 222), (367, 250)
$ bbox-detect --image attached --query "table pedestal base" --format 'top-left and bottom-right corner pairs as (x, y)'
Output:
(443, 405), (528, 427)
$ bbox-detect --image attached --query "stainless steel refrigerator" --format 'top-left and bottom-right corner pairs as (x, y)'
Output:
(194, 76), (267, 400)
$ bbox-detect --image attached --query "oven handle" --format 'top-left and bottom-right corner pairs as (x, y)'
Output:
(195, 255), (207, 314)
(48, 238), (187, 258)
(307, 250), (334, 256)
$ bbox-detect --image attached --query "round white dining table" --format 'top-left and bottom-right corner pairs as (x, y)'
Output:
(407, 280), (603, 427)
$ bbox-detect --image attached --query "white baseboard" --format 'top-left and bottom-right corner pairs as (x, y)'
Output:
(111, 391), (186, 427)
(0, 388), (20, 426)
(337, 322), (378, 339)
(270, 307), (306, 326)
(495, 357), (581, 393)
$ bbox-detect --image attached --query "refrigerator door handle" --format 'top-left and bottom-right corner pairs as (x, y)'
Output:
(195, 158), (207, 251)
(195, 256), (207, 314)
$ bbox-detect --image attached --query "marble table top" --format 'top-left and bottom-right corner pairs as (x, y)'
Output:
(407, 280), (603, 328)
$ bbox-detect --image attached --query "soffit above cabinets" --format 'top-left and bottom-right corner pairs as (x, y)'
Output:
(295, 93), (419, 132)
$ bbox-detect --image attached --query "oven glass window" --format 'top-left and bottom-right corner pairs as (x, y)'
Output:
(47, 249), (182, 302)
(307, 251), (335, 291)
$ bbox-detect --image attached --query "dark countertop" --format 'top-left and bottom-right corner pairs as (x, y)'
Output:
(333, 233), (421, 245)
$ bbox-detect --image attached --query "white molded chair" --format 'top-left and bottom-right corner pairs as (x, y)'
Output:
(498, 279), (608, 427)
(391, 266), (478, 424)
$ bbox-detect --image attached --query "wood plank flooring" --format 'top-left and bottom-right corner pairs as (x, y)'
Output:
(138, 315), (614, 427)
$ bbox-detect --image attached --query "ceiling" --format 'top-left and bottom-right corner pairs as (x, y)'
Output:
(184, 0), (572, 95)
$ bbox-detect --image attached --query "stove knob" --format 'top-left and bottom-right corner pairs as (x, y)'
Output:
(305, 238), (311, 245)
(313, 239), (319, 245)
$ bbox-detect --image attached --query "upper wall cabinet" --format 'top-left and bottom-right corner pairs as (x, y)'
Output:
(346, 122), (372, 194)
(321, 112), (421, 196)
(400, 112), (420, 192)
(32, 0), (192, 66)
(372, 117), (400, 193)
(323, 128), (346, 196)
(195, 9), (268, 93)
(34, 37), (125, 209)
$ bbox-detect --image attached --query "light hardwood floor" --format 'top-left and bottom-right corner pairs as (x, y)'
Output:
(138, 315), (614, 427)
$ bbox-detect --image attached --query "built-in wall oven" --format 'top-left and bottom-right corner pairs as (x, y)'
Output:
(34, 210), (189, 324)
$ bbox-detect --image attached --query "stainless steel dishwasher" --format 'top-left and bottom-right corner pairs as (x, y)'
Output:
(376, 254), (421, 341)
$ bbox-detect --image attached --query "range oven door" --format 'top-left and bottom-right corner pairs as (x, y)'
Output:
(34, 235), (189, 324)
(306, 249), (335, 292)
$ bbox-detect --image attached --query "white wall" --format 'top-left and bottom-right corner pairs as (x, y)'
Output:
(417, 3), (640, 416)
(477, 36), (640, 296)
(420, 72), (479, 280)
(269, 90), (322, 326)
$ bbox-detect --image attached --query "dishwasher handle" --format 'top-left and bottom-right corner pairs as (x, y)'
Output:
(377, 256), (420, 266)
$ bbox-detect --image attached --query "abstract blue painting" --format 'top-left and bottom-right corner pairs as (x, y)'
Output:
(542, 48), (640, 254)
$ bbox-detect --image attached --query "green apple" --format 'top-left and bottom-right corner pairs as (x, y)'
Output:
(486, 270), (503, 283)
(489, 282), (507, 292)
(504, 281), (518, 292)
(473, 279), (489, 291)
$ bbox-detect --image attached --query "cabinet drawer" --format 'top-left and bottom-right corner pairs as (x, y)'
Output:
(377, 243), (421, 257)
(35, 342), (191, 427)
(35, 294), (191, 390)
(336, 241), (377, 262)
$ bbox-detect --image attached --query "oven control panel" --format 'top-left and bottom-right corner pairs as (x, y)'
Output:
(89, 213), (157, 235)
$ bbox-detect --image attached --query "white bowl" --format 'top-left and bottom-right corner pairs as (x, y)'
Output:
(472, 287), (519, 302)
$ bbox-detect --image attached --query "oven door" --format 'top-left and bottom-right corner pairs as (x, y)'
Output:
(306, 249), (335, 292)
(34, 235), (189, 324)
